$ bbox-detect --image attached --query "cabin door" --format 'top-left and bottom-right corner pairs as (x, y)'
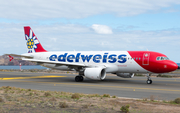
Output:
(142, 53), (150, 65)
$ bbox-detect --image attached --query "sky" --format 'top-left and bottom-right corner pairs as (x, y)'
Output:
(0, 0), (180, 62)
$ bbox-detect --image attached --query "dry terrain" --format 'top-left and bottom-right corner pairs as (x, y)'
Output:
(0, 86), (179, 113)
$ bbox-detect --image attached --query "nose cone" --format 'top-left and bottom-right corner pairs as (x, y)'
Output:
(167, 61), (178, 72)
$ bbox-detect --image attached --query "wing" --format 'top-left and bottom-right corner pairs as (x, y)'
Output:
(22, 58), (85, 67)
(5, 54), (85, 67)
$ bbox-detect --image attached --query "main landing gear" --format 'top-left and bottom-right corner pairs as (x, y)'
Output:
(146, 73), (152, 84)
(75, 75), (84, 82)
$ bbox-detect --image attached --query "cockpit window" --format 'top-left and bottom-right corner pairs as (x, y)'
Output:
(156, 56), (169, 61)
(161, 57), (165, 60)
(156, 57), (161, 60)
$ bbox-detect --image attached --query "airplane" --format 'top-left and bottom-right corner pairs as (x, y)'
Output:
(6, 26), (179, 84)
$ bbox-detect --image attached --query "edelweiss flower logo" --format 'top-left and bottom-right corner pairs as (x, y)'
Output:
(25, 29), (39, 53)
(27, 39), (34, 49)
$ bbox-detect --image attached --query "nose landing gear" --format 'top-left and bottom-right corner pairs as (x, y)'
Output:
(146, 73), (152, 84)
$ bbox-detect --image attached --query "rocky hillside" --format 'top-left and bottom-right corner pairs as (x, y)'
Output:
(0, 55), (35, 66)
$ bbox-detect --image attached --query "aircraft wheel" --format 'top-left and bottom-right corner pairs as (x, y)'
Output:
(80, 76), (84, 82)
(146, 80), (152, 84)
(75, 76), (83, 82)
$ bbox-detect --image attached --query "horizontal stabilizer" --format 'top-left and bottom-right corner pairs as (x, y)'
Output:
(8, 55), (14, 61)
(5, 54), (33, 59)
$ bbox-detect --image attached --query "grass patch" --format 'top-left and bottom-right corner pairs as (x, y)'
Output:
(135, 73), (145, 76)
(44, 92), (51, 97)
(174, 98), (180, 104)
(157, 74), (172, 78)
(71, 93), (80, 99)
(87, 94), (101, 98)
(27, 89), (32, 91)
(59, 102), (68, 108)
(103, 94), (110, 98)
(29, 92), (33, 96)
(120, 104), (130, 113)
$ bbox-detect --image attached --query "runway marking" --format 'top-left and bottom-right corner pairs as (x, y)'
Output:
(53, 83), (180, 92)
(110, 78), (180, 82)
(3, 79), (180, 92)
(1, 72), (180, 82)
(60, 75), (180, 83)
(0, 75), (66, 80)
(0, 72), (67, 76)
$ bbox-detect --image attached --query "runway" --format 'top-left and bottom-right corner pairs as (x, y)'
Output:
(0, 71), (180, 100)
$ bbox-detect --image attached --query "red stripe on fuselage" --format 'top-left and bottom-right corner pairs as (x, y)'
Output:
(128, 51), (178, 73)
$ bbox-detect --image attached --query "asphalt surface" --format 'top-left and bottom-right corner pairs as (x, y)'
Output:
(0, 71), (180, 100)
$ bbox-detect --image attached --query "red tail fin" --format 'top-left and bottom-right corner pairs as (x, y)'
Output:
(24, 26), (47, 53)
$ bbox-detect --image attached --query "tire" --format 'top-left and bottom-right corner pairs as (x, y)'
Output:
(80, 76), (84, 82)
(147, 80), (152, 84)
(75, 76), (84, 82)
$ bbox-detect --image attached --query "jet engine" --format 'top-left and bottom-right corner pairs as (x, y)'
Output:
(84, 68), (106, 80)
(116, 73), (134, 78)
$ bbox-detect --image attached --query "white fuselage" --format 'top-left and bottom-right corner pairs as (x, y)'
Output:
(23, 51), (149, 73)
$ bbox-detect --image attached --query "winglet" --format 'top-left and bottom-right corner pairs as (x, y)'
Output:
(24, 26), (47, 53)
